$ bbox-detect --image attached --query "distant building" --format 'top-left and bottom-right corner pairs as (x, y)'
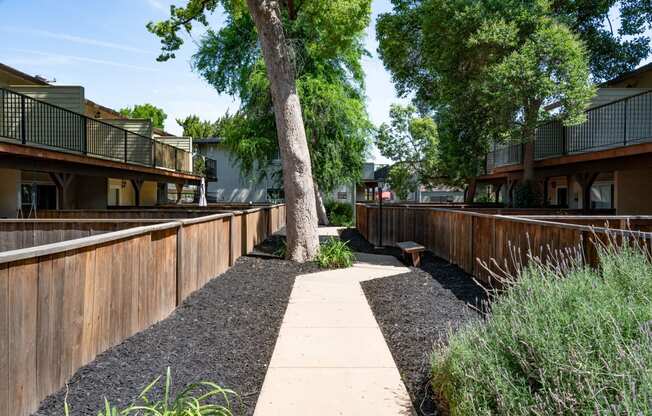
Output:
(194, 138), (282, 203)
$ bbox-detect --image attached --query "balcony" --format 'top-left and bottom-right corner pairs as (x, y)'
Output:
(485, 89), (652, 173)
(0, 87), (215, 177)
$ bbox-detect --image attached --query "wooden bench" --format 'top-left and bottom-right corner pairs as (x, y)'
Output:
(397, 241), (426, 267)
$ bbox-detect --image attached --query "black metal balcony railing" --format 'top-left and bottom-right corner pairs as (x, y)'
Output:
(0, 87), (211, 175)
(192, 154), (217, 180)
(486, 89), (652, 172)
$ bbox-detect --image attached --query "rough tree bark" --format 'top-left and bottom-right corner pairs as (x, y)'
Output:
(522, 100), (541, 183)
(246, 0), (319, 262)
(314, 182), (330, 225)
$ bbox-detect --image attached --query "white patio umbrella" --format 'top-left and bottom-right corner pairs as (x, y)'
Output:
(199, 177), (207, 207)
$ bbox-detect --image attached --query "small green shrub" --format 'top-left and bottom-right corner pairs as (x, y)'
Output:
(65, 367), (239, 415)
(325, 201), (354, 227)
(273, 238), (288, 258)
(316, 237), (355, 268)
(431, 239), (652, 415)
(513, 180), (542, 207)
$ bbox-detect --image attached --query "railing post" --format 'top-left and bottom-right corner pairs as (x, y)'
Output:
(82, 117), (87, 154)
(623, 99), (628, 146)
(152, 142), (157, 168)
(175, 148), (178, 171)
(124, 131), (128, 163)
(20, 95), (26, 144)
(562, 123), (567, 155)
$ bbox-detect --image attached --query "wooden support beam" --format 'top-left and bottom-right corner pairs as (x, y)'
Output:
(493, 183), (503, 203)
(49, 173), (75, 209)
(175, 183), (184, 204)
(507, 177), (519, 207)
(130, 179), (144, 207)
(574, 172), (599, 210)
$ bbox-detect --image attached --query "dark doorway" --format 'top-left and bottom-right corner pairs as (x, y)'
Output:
(37, 185), (57, 209)
(557, 187), (568, 208)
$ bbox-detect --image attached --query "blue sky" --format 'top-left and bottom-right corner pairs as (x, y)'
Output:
(0, 0), (404, 162)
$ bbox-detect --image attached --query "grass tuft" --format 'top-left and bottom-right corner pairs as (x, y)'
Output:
(65, 367), (239, 415)
(316, 237), (355, 268)
(431, 236), (652, 415)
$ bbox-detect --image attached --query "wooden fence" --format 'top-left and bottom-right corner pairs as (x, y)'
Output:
(0, 219), (170, 252)
(356, 203), (652, 283)
(0, 204), (285, 416)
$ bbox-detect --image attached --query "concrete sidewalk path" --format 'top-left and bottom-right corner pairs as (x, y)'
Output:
(253, 253), (415, 416)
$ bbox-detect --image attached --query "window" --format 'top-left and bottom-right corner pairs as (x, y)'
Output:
(21, 184), (57, 211)
(337, 192), (348, 200)
(267, 188), (284, 202)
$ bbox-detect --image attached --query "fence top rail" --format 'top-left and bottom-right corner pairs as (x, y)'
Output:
(176, 212), (233, 226)
(496, 214), (652, 239)
(0, 221), (181, 265)
(0, 218), (173, 224)
(359, 203), (652, 238)
(516, 215), (652, 220)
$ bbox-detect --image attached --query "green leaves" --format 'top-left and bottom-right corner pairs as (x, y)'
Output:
(147, 0), (372, 194)
(177, 114), (226, 140)
(119, 104), (168, 129)
(377, 0), (596, 182)
(66, 367), (239, 416)
(375, 104), (440, 189)
(316, 237), (355, 269)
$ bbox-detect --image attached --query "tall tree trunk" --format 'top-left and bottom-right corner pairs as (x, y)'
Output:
(246, 0), (319, 262)
(522, 141), (535, 182)
(522, 101), (540, 183)
(464, 179), (477, 203)
(314, 181), (329, 226)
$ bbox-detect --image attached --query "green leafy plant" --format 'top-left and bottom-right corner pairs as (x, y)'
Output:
(325, 201), (354, 227)
(273, 238), (288, 259)
(64, 367), (239, 416)
(513, 180), (543, 208)
(431, 235), (652, 415)
(316, 237), (355, 268)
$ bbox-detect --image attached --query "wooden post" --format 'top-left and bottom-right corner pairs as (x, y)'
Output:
(175, 183), (184, 204)
(130, 179), (144, 207)
(575, 172), (599, 211)
(229, 214), (236, 266)
(49, 173), (75, 209)
(493, 183), (503, 203)
(507, 177), (519, 207)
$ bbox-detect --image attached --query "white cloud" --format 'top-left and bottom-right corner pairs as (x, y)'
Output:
(4, 48), (160, 72)
(0, 27), (154, 55)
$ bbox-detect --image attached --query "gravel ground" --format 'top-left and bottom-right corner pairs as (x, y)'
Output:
(342, 228), (486, 415)
(34, 255), (320, 416)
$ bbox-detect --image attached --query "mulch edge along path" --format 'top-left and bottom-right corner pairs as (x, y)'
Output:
(340, 228), (486, 416)
(34, 253), (321, 416)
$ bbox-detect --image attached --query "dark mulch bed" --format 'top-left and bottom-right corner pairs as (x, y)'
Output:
(339, 227), (403, 258)
(34, 255), (320, 416)
(346, 228), (485, 415)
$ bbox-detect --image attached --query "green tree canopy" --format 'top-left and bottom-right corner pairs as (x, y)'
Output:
(119, 103), (167, 129)
(387, 163), (418, 201)
(176, 114), (225, 140)
(151, 0), (373, 194)
(375, 104), (440, 188)
(377, 0), (594, 186)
